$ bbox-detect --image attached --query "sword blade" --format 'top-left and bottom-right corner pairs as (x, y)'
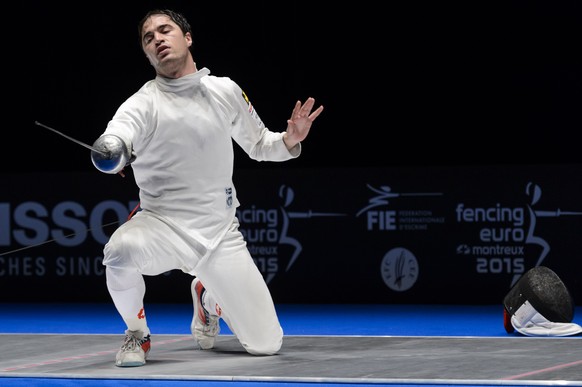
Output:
(34, 120), (108, 156)
(0, 220), (120, 257)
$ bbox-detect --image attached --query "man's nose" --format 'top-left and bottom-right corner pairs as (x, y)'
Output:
(154, 32), (164, 43)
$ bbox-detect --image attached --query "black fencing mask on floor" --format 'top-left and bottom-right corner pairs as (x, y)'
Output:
(503, 266), (582, 337)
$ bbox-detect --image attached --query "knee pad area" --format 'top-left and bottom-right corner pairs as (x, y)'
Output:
(243, 333), (283, 356)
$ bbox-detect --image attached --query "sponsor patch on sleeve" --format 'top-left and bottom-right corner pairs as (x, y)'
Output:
(241, 90), (264, 127)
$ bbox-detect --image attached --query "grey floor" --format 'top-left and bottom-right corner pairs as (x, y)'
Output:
(0, 334), (581, 386)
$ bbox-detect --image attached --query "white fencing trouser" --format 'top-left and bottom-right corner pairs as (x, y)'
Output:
(103, 210), (283, 355)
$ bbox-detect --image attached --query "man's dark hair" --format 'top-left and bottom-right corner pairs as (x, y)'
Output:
(138, 9), (192, 50)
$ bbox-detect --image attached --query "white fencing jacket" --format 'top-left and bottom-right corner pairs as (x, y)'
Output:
(100, 67), (300, 251)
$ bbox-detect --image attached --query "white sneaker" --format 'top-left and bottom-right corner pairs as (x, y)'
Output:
(191, 278), (220, 349)
(115, 329), (151, 367)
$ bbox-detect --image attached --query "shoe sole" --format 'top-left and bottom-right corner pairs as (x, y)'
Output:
(116, 352), (147, 367)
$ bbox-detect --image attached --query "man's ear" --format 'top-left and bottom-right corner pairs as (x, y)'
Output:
(186, 32), (193, 47)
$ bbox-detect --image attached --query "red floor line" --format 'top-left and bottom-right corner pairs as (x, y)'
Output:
(1, 336), (192, 372)
(500, 358), (582, 380)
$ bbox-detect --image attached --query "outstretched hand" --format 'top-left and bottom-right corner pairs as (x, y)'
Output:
(283, 97), (324, 149)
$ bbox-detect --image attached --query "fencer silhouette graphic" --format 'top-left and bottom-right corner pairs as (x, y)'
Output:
(278, 185), (345, 272)
(356, 184), (442, 217)
(515, 182), (582, 287)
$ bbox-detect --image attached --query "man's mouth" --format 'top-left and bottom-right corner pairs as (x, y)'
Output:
(157, 45), (170, 56)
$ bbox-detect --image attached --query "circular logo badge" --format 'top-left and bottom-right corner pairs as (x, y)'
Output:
(380, 247), (419, 291)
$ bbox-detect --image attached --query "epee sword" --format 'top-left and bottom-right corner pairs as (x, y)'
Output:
(34, 120), (108, 156)
(1, 122), (128, 256)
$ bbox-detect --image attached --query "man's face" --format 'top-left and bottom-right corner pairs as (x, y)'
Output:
(141, 14), (192, 77)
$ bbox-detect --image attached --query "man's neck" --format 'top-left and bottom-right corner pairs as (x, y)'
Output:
(158, 59), (197, 79)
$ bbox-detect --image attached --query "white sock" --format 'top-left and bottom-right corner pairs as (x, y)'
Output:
(107, 266), (150, 336)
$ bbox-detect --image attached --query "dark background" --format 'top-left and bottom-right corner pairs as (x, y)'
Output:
(14, 1), (582, 174)
(3, 1), (582, 307)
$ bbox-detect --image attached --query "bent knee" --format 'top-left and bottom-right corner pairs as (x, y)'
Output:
(243, 331), (283, 355)
(103, 231), (142, 267)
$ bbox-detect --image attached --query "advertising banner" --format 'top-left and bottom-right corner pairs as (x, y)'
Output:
(1, 164), (580, 305)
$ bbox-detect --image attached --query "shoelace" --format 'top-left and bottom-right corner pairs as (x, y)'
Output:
(200, 306), (216, 333)
(198, 288), (214, 331)
(121, 335), (142, 351)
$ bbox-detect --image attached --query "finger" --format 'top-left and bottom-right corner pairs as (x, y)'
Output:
(289, 101), (301, 120)
(308, 105), (324, 120)
(293, 100), (302, 114)
(299, 98), (315, 115)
